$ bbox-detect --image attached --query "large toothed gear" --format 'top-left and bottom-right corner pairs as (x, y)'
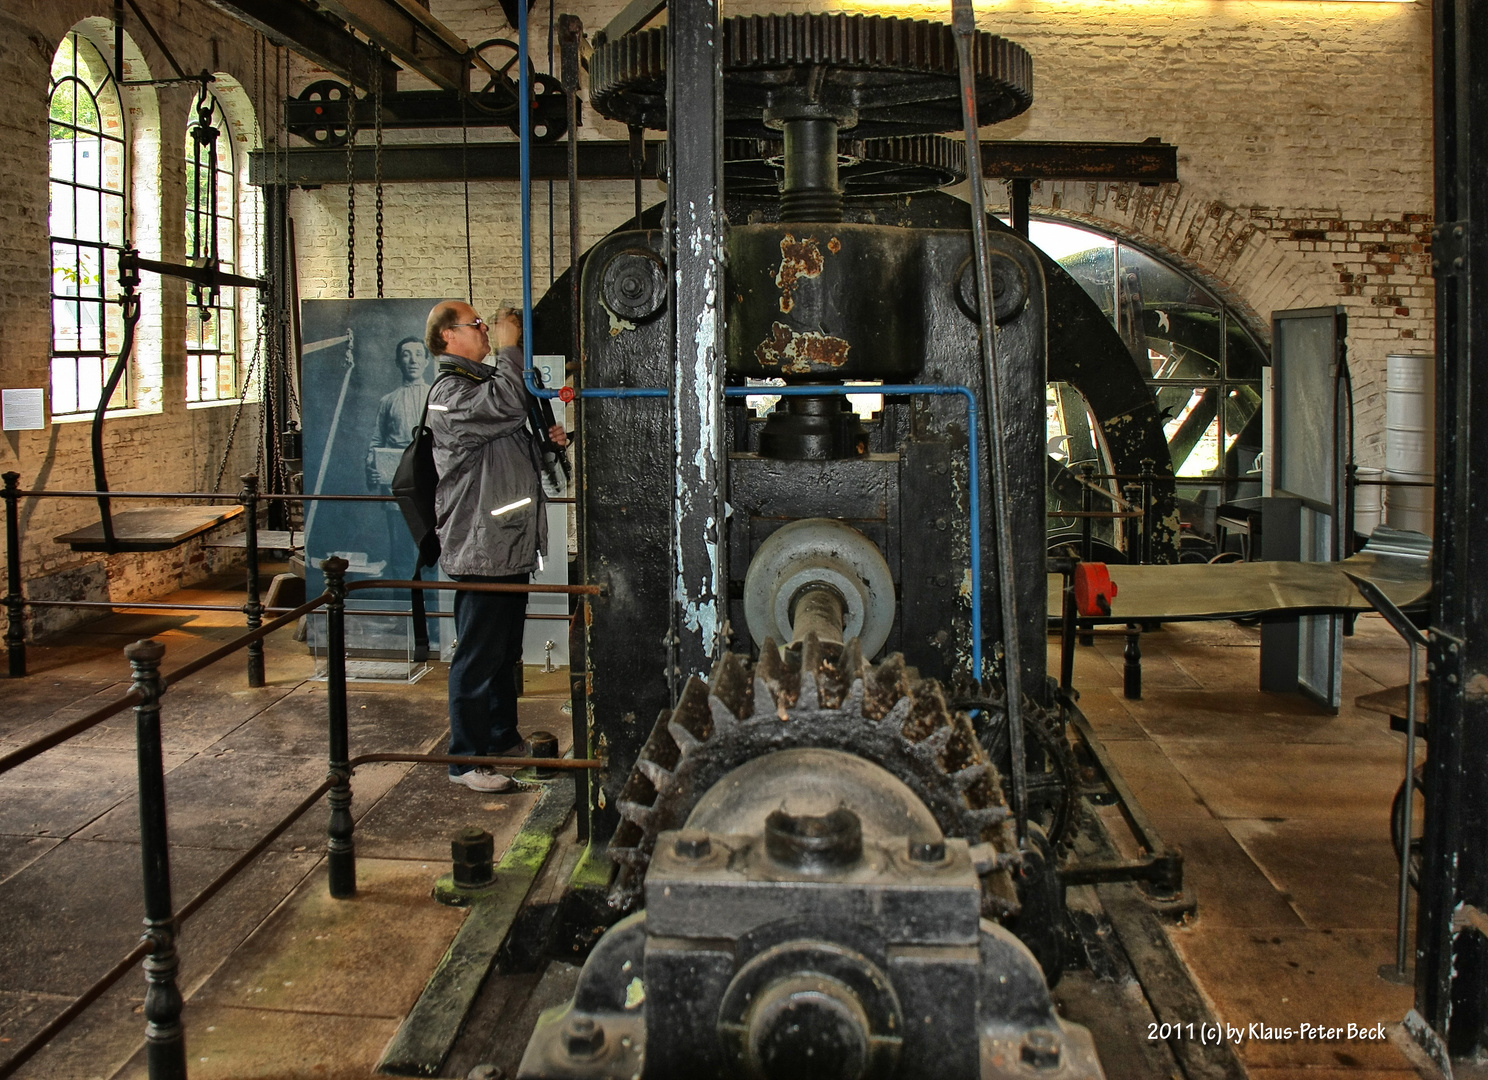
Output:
(590, 13), (1034, 139)
(608, 635), (1021, 917)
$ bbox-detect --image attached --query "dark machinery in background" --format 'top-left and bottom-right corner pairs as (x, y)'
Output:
(518, 14), (1109, 1078)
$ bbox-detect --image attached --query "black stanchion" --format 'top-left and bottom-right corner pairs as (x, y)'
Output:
(322, 556), (356, 898)
(1139, 458), (1156, 566)
(1078, 463), (1095, 648)
(1124, 625), (1143, 701)
(569, 600), (590, 843)
(241, 474), (264, 688)
(125, 638), (186, 1080)
(1123, 482), (1144, 564)
(4, 472), (24, 678)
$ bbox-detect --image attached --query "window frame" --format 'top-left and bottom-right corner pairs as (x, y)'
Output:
(184, 89), (241, 404)
(48, 30), (129, 418)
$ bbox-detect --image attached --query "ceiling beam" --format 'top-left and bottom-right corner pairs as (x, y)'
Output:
(251, 138), (1178, 187)
(198, 0), (399, 92)
(311, 0), (472, 91)
(250, 140), (658, 185)
(979, 138), (1177, 183)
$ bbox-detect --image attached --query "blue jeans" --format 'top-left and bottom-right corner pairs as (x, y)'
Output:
(448, 573), (528, 775)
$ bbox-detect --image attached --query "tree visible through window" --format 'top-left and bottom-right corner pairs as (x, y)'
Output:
(185, 90), (239, 403)
(49, 32), (127, 416)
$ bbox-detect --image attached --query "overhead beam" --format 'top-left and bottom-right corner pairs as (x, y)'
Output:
(594, 0), (666, 46)
(200, 0), (399, 91)
(251, 138), (1177, 187)
(978, 138), (1177, 183)
(248, 140), (664, 185)
(311, 0), (472, 91)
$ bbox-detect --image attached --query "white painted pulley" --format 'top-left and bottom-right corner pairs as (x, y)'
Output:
(742, 518), (896, 657)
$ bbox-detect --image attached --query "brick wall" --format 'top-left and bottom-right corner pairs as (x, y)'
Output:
(290, 0), (1433, 471)
(0, 0), (1434, 636)
(0, 0), (274, 636)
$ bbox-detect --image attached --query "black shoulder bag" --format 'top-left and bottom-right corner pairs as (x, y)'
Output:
(391, 373), (453, 660)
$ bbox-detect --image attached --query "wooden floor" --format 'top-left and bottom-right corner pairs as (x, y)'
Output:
(0, 568), (1447, 1079)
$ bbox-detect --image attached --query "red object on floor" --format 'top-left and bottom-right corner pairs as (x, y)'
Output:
(1073, 562), (1117, 617)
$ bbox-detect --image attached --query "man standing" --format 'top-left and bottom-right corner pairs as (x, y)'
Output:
(425, 301), (568, 792)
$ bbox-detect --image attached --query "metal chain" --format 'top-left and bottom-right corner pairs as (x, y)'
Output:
(345, 63), (358, 299)
(374, 44), (385, 299)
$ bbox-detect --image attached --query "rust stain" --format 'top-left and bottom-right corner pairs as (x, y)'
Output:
(754, 322), (851, 375)
(775, 233), (825, 314)
(827, 237), (841, 254)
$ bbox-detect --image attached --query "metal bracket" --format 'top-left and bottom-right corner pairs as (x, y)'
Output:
(1427, 627), (1464, 687)
(1432, 221), (1470, 276)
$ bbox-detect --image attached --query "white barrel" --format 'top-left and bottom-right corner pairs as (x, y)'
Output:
(1384, 353), (1435, 535)
(1353, 466), (1382, 536)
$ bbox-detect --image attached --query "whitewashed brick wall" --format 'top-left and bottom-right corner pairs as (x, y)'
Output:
(0, 0), (274, 635)
(1, 0), (1434, 636)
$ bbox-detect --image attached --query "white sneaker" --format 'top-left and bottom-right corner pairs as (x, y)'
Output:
(449, 767), (516, 793)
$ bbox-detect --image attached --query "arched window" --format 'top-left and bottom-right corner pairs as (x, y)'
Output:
(49, 31), (127, 417)
(184, 89), (238, 402)
(1031, 219), (1267, 482)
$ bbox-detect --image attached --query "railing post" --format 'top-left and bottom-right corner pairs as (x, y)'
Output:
(4, 472), (25, 678)
(1139, 457), (1156, 566)
(125, 638), (186, 1080)
(1124, 624), (1143, 701)
(240, 474), (264, 688)
(1078, 463), (1095, 648)
(1123, 482), (1144, 564)
(322, 556), (356, 898)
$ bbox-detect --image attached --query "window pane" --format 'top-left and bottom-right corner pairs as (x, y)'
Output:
(1226, 314), (1267, 380)
(52, 298), (78, 352)
(51, 358), (79, 415)
(186, 355), (201, 402)
(75, 136), (101, 187)
(1030, 221), (1116, 319)
(77, 354), (104, 412)
(1120, 245), (1223, 373)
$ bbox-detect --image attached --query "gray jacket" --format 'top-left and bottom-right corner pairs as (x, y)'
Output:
(429, 347), (548, 577)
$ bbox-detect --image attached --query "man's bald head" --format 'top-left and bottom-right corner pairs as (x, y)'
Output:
(426, 300), (472, 356)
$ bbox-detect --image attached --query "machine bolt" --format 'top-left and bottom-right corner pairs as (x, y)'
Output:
(1020, 1027), (1062, 1069)
(908, 838), (947, 863)
(1449, 642), (1460, 654)
(562, 1015), (606, 1059)
(451, 827), (495, 888)
(673, 830), (713, 859)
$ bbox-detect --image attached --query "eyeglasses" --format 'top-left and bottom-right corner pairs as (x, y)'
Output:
(451, 318), (488, 331)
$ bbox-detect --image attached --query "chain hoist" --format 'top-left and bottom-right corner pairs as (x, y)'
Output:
(373, 43), (385, 298)
(345, 57), (358, 299)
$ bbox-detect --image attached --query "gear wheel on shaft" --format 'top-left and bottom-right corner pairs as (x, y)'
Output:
(590, 13), (1033, 138)
(608, 635), (1020, 915)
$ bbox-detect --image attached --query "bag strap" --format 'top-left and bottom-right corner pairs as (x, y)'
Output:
(410, 558), (429, 662)
(410, 370), (456, 443)
(407, 370), (457, 663)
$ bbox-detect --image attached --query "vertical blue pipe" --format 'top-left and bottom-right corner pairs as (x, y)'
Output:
(518, 0), (533, 375)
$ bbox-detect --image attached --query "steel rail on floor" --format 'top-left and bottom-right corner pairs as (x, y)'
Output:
(0, 558), (605, 1080)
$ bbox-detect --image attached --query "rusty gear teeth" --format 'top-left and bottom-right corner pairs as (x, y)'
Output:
(608, 636), (1018, 918)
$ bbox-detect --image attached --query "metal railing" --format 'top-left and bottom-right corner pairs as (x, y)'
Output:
(0, 556), (604, 1080)
(2, 471), (577, 681)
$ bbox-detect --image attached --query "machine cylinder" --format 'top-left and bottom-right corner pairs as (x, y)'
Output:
(781, 117), (844, 222)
